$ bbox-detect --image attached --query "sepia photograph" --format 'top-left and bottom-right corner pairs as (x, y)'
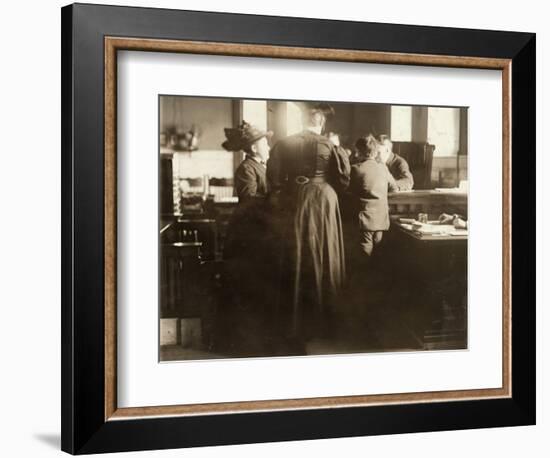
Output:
(159, 95), (468, 361)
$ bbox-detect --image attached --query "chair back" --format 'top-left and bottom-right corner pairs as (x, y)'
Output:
(391, 142), (435, 189)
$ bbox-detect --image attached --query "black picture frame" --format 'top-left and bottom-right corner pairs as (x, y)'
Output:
(61, 3), (536, 454)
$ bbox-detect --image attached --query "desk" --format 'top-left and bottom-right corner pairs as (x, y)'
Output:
(392, 219), (468, 242)
(385, 218), (468, 350)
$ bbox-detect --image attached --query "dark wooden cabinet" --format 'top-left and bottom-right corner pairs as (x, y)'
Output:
(160, 155), (174, 214)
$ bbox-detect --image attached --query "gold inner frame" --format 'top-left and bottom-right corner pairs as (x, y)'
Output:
(104, 36), (512, 421)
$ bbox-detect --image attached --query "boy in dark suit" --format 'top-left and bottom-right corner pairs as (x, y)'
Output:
(350, 135), (398, 257)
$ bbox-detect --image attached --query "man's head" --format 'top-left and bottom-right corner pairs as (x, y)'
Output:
(378, 134), (393, 163)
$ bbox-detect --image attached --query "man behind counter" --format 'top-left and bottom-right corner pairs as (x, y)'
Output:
(378, 134), (414, 191)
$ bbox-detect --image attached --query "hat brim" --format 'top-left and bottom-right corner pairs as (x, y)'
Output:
(248, 130), (273, 144)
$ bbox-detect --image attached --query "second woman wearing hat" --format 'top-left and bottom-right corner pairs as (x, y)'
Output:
(221, 121), (276, 355)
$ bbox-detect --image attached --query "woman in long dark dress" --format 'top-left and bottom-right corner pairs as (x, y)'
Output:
(267, 103), (350, 345)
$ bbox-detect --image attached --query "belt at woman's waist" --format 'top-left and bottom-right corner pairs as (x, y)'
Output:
(292, 175), (327, 185)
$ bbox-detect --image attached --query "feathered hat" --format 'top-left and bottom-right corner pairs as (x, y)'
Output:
(222, 120), (273, 152)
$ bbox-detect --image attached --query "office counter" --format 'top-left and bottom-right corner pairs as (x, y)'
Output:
(388, 189), (467, 217)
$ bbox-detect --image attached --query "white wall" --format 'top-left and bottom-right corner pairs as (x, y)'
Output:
(0, 1), (545, 457)
(428, 107), (461, 157)
(391, 105), (413, 141)
(243, 99), (268, 131)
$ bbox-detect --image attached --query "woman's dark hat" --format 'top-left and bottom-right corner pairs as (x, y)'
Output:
(222, 121), (273, 152)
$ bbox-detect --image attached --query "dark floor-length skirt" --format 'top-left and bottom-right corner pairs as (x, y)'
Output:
(285, 182), (346, 337)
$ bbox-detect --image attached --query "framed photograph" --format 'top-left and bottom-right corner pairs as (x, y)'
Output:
(61, 3), (536, 454)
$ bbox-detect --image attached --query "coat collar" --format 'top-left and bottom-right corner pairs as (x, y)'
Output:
(244, 154), (266, 168)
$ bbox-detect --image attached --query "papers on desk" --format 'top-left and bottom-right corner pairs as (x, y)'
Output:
(415, 224), (447, 234)
(215, 196), (239, 203)
(434, 188), (463, 193)
(398, 218), (468, 237)
(417, 225), (468, 237)
(448, 229), (468, 236)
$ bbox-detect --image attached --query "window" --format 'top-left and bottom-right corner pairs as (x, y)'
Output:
(242, 100), (268, 130)
(427, 107), (460, 157)
(286, 101), (303, 135)
(390, 105), (412, 141)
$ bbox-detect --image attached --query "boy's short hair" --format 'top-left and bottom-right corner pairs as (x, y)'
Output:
(355, 134), (379, 159)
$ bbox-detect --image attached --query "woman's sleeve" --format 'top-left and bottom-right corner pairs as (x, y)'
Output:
(329, 145), (351, 193)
